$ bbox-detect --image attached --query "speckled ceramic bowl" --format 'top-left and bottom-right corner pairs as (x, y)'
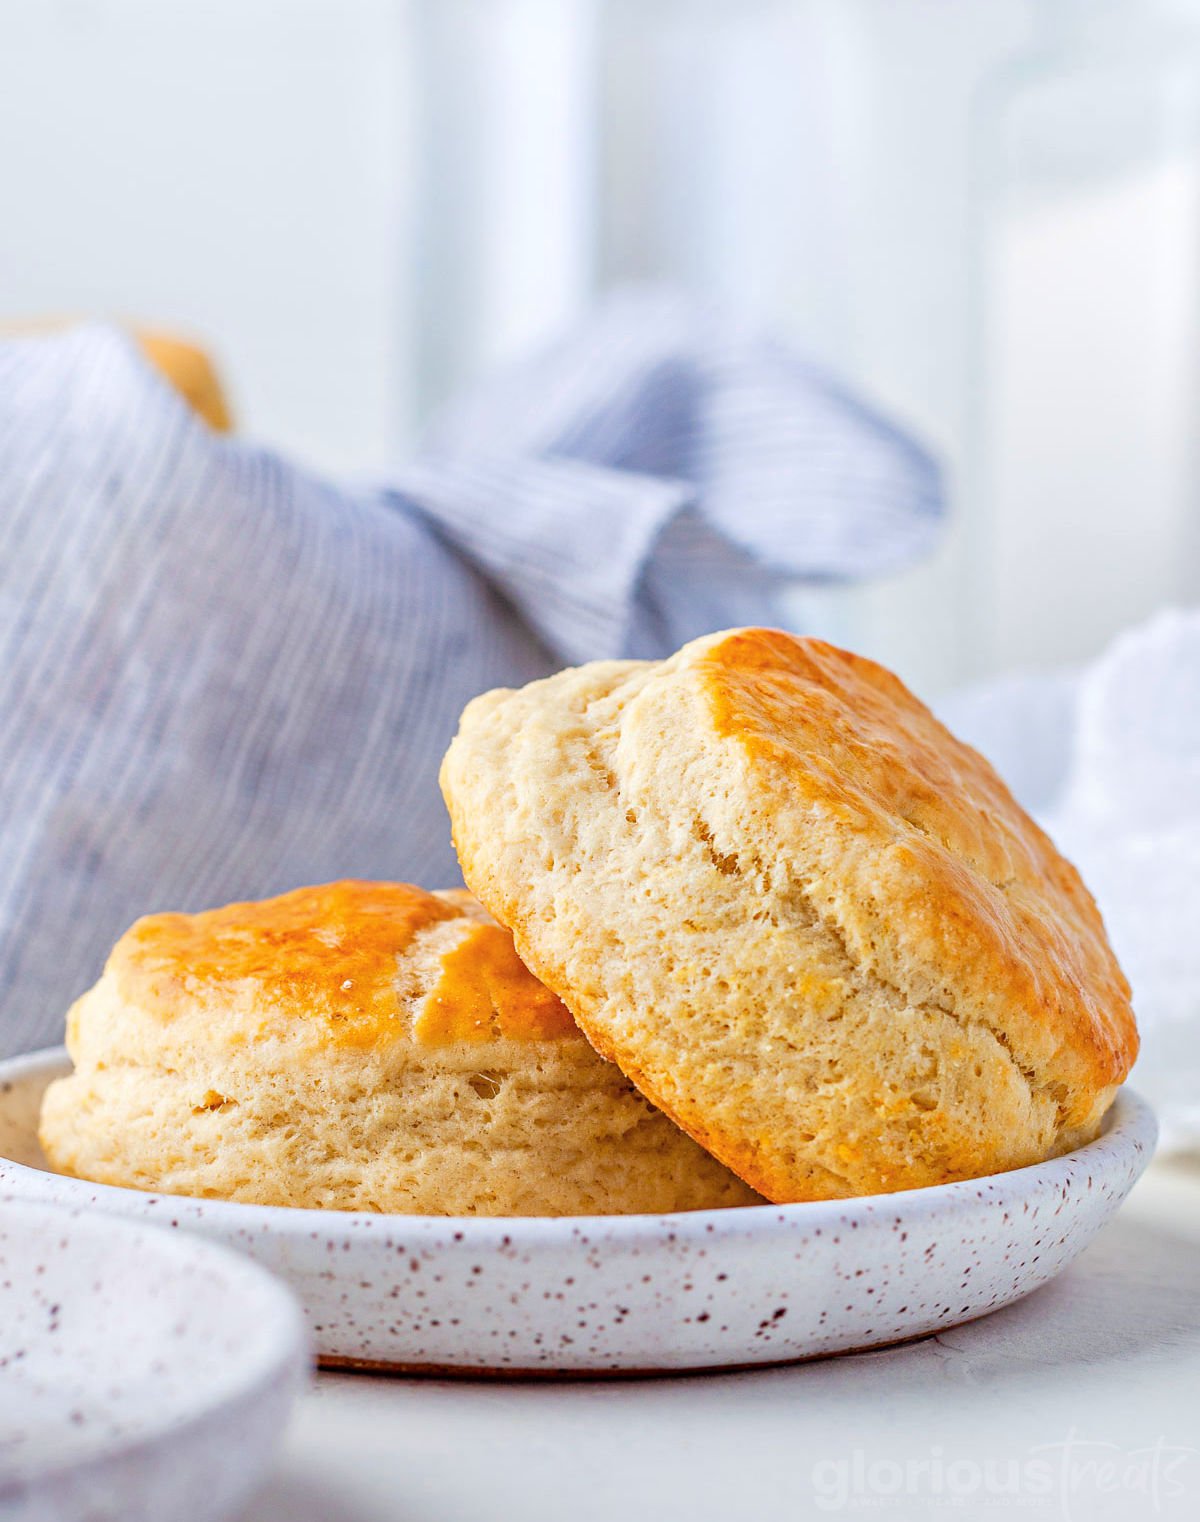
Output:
(0, 1196), (307, 1522)
(0, 1048), (1155, 1376)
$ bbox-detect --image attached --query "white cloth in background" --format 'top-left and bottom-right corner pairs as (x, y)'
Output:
(940, 609), (1200, 1153)
(0, 297), (942, 1052)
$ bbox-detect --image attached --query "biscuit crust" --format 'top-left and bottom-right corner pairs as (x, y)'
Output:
(39, 881), (757, 1215)
(440, 629), (1138, 1202)
(110, 880), (576, 1050)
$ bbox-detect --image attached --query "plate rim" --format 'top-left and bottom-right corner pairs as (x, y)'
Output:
(0, 1045), (1158, 1243)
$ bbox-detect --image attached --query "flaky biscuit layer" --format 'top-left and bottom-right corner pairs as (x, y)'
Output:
(40, 881), (757, 1215)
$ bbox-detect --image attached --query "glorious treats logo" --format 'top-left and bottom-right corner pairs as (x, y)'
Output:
(811, 1432), (1196, 1517)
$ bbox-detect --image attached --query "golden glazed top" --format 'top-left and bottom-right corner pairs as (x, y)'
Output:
(110, 880), (577, 1050)
(695, 628), (1138, 1091)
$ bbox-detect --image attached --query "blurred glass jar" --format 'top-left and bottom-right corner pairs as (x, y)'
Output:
(408, 0), (1036, 694)
(412, 1), (1200, 688)
(972, 0), (1200, 673)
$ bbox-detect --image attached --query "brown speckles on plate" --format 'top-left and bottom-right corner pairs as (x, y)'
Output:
(0, 1051), (1159, 1377)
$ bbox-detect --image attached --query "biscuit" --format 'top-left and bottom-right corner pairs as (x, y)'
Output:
(1, 321), (232, 431)
(39, 881), (758, 1214)
(134, 331), (233, 432)
(440, 628), (1139, 1201)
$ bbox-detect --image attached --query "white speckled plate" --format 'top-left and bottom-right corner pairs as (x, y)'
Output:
(0, 1196), (306, 1522)
(0, 1048), (1155, 1377)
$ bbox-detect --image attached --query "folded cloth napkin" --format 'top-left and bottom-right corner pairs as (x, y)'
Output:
(940, 608), (1200, 1153)
(0, 294), (942, 1054)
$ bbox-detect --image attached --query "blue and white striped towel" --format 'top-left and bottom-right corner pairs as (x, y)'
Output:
(0, 293), (942, 1052)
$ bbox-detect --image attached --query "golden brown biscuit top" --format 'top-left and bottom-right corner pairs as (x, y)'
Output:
(134, 332), (234, 432)
(695, 628), (1138, 1087)
(111, 880), (576, 1049)
(702, 629), (1026, 864)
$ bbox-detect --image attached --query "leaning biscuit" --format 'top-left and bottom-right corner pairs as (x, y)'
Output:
(39, 881), (758, 1215)
(440, 627), (1139, 1202)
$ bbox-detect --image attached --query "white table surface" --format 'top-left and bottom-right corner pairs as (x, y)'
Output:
(244, 1157), (1200, 1522)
